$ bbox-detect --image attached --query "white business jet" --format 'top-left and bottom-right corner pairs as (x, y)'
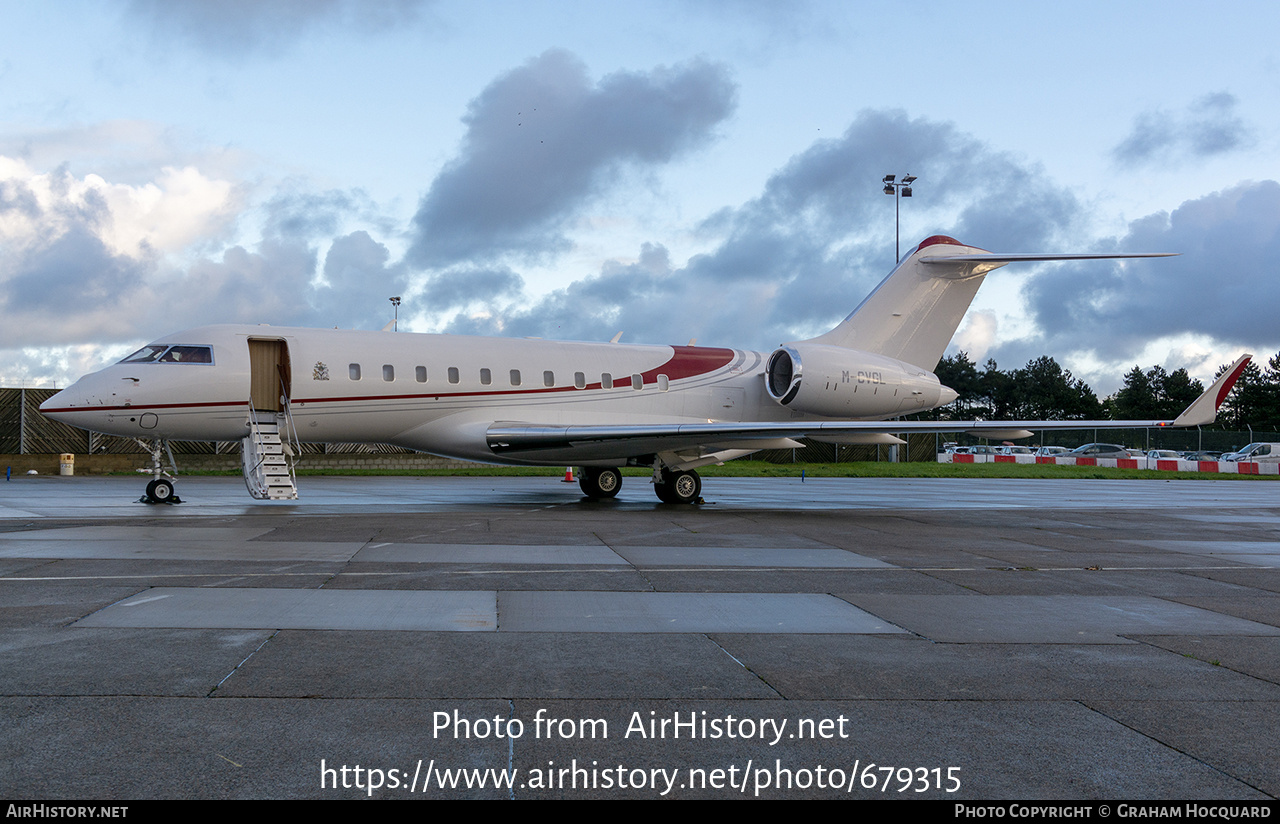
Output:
(40, 235), (1251, 505)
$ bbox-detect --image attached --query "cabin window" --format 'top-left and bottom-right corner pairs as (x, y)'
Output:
(415, 366), (427, 383)
(480, 368), (492, 386)
(657, 374), (669, 391)
(349, 364), (361, 381)
(632, 373), (643, 390)
(574, 371), (586, 389)
(543, 370), (554, 387)
(510, 369), (521, 386)
(602, 372), (613, 389)
(448, 367), (460, 384)
(383, 365), (394, 381)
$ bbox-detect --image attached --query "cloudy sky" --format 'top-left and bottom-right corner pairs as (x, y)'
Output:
(2, 0), (1277, 394)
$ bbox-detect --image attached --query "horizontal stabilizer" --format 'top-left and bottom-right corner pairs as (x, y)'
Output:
(921, 252), (1177, 264)
(807, 236), (1178, 371)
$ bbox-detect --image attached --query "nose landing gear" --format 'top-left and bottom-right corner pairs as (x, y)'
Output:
(145, 477), (177, 504)
(137, 438), (182, 504)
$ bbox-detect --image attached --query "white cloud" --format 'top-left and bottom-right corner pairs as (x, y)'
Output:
(951, 310), (998, 363)
(0, 156), (237, 258)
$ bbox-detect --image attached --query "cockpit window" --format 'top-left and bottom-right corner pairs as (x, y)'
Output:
(159, 346), (213, 363)
(119, 345), (167, 364)
(119, 345), (214, 365)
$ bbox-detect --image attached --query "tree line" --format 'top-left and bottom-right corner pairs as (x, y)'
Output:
(926, 351), (1280, 428)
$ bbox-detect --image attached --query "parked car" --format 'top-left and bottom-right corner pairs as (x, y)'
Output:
(1146, 450), (1181, 460)
(994, 446), (1035, 455)
(1183, 451), (1223, 462)
(1034, 446), (1070, 457)
(1223, 443), (1280, 463)
(1066, 443), (1131, 460)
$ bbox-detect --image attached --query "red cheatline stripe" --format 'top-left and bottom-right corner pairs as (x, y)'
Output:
(45, 346), (739, 415)
(40, 400), (246, 414)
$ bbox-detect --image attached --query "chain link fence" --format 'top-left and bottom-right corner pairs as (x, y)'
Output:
(6, 387), (1275, 462)
(1, 388), (420, 457)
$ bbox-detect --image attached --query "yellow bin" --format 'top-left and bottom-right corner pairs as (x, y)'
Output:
(59, 453), (75, 476)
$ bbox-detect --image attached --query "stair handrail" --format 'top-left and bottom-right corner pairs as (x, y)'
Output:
(277, 377), (300, 491)
(242, 395), (268, 498)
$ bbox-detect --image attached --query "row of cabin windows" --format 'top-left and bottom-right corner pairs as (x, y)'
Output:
(346, 363), (667, 391)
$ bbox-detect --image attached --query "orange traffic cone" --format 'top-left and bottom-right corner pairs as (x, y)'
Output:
(562, 467), (575, 483)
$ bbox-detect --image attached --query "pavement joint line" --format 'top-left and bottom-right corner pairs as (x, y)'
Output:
(1124, 636), (1280, 685)
(4, 564), (1276, 583)
(704, 634), (787, 699)
(211, 630), (278, 696)
(506, 700), (517, 801)
(1071, 698), (1270, 796)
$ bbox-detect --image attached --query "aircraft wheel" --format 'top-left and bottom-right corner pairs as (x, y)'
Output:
(146, 478), (175, 504)
(655, 469), (700, 504)
(579, 467), (622, 499)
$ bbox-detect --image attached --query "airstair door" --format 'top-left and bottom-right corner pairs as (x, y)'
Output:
(248, 338), (291, 412)
(243, 337), (298, 499)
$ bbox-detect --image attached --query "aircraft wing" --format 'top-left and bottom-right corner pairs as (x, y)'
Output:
(487, 354), (1251, 458)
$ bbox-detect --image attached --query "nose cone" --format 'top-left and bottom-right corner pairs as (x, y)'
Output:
(938, 385), (959, 406)
(39, 387), (77, 422)
(39, 373), (110, 427)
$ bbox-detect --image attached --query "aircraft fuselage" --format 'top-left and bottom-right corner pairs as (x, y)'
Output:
(40, 323), (950, 466)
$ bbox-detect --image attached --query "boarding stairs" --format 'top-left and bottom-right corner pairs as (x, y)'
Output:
(241, 403), (299, 500)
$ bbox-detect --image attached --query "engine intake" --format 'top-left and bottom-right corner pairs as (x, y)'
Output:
(764, 343), (949, 418)
(766, 347), (802, 404)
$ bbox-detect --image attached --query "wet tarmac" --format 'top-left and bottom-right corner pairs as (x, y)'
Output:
(2, 474), (1278, 799)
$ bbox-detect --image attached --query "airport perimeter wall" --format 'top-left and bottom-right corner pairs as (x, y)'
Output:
(939, 452), (1280, 475)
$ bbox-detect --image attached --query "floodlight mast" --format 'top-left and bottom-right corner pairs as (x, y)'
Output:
(882, 174), (918, 264)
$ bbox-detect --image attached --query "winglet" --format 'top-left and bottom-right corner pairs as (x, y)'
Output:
(1171, 354), (1252, 427)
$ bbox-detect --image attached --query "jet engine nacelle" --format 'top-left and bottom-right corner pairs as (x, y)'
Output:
(765, 344), (951, 418)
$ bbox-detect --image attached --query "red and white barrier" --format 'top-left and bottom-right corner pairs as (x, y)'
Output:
(938, 453), (1280, 474)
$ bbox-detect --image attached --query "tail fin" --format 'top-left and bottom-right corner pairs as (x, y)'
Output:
(804, 235), (1176, 371)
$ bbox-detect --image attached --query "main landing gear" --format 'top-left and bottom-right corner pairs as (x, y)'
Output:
(576, 466), (703, 505)
(653, 467), (701, 505)
(578, 467), (622, 499)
